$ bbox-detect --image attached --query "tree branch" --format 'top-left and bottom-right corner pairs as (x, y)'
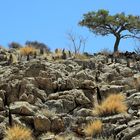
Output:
(121, 34), (140, 39)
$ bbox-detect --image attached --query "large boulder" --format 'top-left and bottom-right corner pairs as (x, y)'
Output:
(34, 115), (51, 132)
(32, 88), (47, 102)
(46, 89), (91, 113)
(117, 124), (140, 140)
(6, 79), (21, 104)
(75, 70), (94, 81)
(127, 92), (140, 108)
(73, 108), (92, 117)
(35, 77), (54, 93)
(9, 101), (37, 116)
(120, 67), (133, 77)
(45, 100), (63, 113)
(51, 116), (65, 133)
(24, 62), (46, 77)
(100, 85), (124, 97)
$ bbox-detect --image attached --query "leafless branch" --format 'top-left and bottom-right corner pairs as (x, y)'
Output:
(66, 31), (88, 54)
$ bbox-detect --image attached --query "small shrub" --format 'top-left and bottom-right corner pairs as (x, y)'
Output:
(94, 94), (127, 117)
(9, 42), (22, 49)
(84, 120), (103, 137)
(74, 53), (88, 60)
(4, 125), (34, 140)
(20, 46), (36, 61)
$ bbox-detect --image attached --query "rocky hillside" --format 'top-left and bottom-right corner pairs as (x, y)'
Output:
(0, 47), (140, 140)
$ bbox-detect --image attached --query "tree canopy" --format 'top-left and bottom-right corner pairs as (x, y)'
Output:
(79, 9), (140, 52)
(9, 42), (22, 49)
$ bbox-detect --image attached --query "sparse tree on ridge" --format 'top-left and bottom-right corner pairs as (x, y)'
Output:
(79, 9), (140, 52)
(9, 42), (22, 49)
(67, 31), (87, 55)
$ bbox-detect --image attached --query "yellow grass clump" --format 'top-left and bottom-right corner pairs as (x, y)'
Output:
(4, 125), (34, 140)
(74, 53), (88, 60)
(20, 46), (36, 56)
(84, 120), (103, 137)
(94, 94), (127, 117)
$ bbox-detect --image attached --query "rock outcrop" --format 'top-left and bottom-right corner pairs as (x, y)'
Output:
(0, 50), (140, 139)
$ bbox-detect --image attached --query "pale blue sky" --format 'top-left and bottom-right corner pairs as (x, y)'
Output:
(0, 0), (140, 53)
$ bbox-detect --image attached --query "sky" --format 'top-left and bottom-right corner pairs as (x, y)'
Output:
(0, 0), (140, 53)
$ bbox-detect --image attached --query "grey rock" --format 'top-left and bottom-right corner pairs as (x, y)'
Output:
(45, 100), (63, 113)
(74, 59), (96, 69)
(51, 116), (65, 133)
(128, 119), (140, 127)
(0, 115), (5, 123)
(35, 77), (54, 93)
(34, 115), (51, 132)
(100, 85), (124, 97)
(0, 123), (6, 139)
(6, 79), (20, 104)
(114, 124), (127, 135)
(75, 70), (94, 81)
(74, 108), (92, 117)
(0, 90), (5, 101)
(80, 80), (95, 89)
(101, 114), (131, 124)
(74, 89), (91, 105)
(10, 101), (37, 116)
(27, 94), (35, 104)
(120, 67), (133, 77)
(32, 88), (47, 102)
(117, 124), (140, 140)
(46, 89), (91, 113)
(25, 62), (46, 77)
(0, 98), (4, 111)
(127, 92), (140, 107)
(19, 93), (28, 101)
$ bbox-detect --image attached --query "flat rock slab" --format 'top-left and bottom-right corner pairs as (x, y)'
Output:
(9, 101), (37, 116)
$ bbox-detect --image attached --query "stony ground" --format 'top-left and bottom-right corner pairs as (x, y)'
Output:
(0, 48), (140, 139)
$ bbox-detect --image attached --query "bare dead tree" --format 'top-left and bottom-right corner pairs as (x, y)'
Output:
(66, 31), (87, 55)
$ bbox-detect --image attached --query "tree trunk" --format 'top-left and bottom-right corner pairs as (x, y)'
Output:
(114, 37), (121, 53)
(27, 54), (30, 61)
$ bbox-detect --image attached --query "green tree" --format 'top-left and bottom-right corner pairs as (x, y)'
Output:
(9, 42), (22, 49)
(79, 9), (140, 52)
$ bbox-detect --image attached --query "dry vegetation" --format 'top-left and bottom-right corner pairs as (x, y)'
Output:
(20, 46), (36, 56)
(94, 94), (127, 117)
(4, 125), (34, 140)
(74, 53), (89, 60)
(84, 120), (103, 137)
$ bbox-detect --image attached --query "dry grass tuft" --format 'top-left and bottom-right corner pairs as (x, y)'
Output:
(84, 120), (103, 137)
(74, 53), (88, 60)
(4, 125), (34, 140)
(94, 94), (127, 117)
